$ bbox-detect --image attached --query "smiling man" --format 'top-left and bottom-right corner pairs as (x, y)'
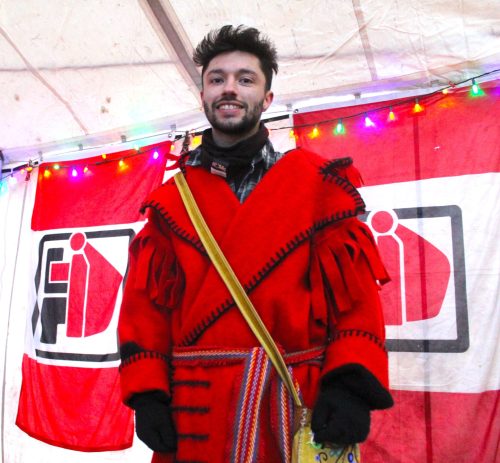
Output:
(118, 25), (393, 463)
(201, 50), (273, 144)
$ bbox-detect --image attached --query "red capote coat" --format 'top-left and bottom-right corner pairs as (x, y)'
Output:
(118, 148), (391, 463)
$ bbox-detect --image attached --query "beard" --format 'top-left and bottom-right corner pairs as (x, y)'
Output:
(203, 98), (264, 136)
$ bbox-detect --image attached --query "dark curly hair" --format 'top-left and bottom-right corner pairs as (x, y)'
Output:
(193, 25), (278, 91)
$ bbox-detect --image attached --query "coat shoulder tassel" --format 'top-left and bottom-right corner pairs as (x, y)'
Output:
(310, 219), (390, 321)
(129, 222), (183, 310)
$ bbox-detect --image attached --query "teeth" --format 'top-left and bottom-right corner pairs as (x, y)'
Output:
(219, 104), (240, 109)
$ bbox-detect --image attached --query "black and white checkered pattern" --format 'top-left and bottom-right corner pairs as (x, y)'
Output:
(186, 139), (284, 203)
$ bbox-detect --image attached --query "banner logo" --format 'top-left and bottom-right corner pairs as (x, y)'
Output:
(32, 229), (135, 365)
(365, 206), (469, 353)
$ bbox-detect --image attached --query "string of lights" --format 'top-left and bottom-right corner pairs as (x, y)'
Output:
(1, 69), (498, 192)
(281, 69), (498, 139)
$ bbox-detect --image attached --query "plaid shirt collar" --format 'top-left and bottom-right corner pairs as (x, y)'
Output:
(186, 138), (283, 203)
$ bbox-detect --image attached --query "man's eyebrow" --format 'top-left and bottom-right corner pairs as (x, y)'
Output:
(237, 68), (258, 76)
(206, 68), (258, 76)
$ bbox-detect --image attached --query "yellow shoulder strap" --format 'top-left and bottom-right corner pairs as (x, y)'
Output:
(174, 171), (302, 407)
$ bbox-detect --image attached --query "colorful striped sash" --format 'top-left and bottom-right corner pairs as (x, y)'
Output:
(172, 345), (324, 463)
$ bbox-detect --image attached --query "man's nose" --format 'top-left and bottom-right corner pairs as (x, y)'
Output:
(222, 77), (237, 94)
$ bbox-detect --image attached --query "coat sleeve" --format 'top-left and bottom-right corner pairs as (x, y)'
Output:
(118, 210), (183, 405)
(310, 217), (392, 407)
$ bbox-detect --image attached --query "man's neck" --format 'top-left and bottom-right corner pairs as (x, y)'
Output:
(211, 124), (260, 148)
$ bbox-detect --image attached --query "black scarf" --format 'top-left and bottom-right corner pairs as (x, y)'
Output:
(200, 124), (269, 178)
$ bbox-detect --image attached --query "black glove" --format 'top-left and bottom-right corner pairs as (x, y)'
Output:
(129, 392), (177, 453)
(311, 386), (371, 445)
(311, 364), (393, 445)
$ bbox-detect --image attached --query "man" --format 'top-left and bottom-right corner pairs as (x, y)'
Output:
(118, 25), (393, 463)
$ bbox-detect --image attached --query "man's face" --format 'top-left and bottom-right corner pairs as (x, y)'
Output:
(201, 50), (273, 145)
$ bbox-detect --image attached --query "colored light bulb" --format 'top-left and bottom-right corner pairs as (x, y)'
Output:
(388, 108), (396, 121)
(470, 79), (484, 97)
(71, 168), (78, 177)
(413, 100), (424, 113)
(153, 151), (159, 160)
(364, 115), (376, 128)
(334, 120), (345, 135)
(309, 126), (320, 138)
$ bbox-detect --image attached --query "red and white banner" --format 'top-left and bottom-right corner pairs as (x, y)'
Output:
(294, 82), (500, 462)
(16, 141), (172, 451)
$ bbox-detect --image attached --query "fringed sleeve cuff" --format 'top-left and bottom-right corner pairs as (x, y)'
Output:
(119, 352), (171, 406)
(321, 330), (391, 395)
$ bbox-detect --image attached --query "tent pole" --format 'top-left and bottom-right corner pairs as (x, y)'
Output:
(1, 179), (29, 463)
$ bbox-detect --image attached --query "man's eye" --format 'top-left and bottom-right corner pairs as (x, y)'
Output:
(240, 78), (253, 84)
(210, 77), (223, 84)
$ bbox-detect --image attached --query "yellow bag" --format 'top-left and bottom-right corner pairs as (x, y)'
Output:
(292, 408), (360, 463)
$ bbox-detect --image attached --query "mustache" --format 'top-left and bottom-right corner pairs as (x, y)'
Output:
(214, 97), (247, 108)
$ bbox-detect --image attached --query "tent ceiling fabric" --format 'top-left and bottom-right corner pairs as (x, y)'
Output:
(1, 0), (499, 165)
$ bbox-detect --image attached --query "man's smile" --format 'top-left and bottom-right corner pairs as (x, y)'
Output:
(215, 100), (245, 109)
(214, 101), (246, 117)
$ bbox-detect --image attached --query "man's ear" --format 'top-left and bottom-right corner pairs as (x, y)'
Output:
(262, 90), (274, 112)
